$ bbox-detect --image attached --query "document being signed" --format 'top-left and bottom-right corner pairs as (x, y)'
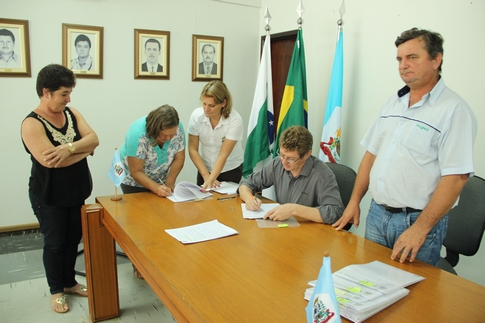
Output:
(240, 203), (280, 219)
(166, 181), (212, 202)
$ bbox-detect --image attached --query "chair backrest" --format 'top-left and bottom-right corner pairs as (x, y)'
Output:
(325, 162), (357, 231)
(325, 162), (357, 207)
(443, 175), (485, 266)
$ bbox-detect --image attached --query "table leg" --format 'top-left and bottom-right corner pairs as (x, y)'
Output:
(81, 204), (120, 322)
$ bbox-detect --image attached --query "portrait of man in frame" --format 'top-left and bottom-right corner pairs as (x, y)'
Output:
(141, 37), (164, 73)
(0, 18), (31, 77)
(198, 43), (218, 75)
(134, 29), (170, 80)
(62, 23), (104, 79)
(192, 34), (223, 81)
(70, 33), (96, 71)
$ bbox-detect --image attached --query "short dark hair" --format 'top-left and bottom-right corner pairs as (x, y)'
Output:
(279, 126), (313, 156)
(74, 34), (91, 48)
(201, 44), (215, 54)
(145, 38), (161, 51)
(36, 64), (76, 97)
(145, 105), (179, 146)
(395, 28), (444, 73)
(0, 29), (15, 43)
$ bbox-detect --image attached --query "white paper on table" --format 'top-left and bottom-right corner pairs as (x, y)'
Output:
(211, 181), (239, 194)
(165, 220), (238, 244)
(167, 181), (212, 202)
(241, 203), (280, 219)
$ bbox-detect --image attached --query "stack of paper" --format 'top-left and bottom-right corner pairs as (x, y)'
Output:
(167, 181), (212, 202)
(305, 261), (424, 322)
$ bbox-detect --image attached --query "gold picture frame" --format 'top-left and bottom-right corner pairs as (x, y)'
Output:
(0, 18), (31, 77)
(134, 29), (170, 80)
(192, 34), (223, 81)
(62, 23), (103, 79)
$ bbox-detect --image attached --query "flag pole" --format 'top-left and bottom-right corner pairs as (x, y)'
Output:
(111, 185), (122, 201)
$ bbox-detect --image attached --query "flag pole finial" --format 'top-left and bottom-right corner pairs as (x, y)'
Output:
(264, 7), (272, 35)
(338, 0), (346, 27)
(296, 0), (305, 28)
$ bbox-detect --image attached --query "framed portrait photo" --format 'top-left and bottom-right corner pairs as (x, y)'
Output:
(62, 23), (103, 79)
(0, 18), (31, 77)
(192, 34), (223, 81)
(134, 29), (170, 80)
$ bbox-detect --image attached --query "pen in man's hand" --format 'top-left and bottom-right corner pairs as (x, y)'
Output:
(249, 193), (261, 210)
(249, 192), (255, 202)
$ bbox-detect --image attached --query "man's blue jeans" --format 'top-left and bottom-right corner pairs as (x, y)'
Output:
(365, 199), (447, 266)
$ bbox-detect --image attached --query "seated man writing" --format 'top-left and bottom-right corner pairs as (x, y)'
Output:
(238, 126), (344, 223)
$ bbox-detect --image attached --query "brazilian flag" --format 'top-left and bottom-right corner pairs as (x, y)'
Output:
(274, 28), (308, 157)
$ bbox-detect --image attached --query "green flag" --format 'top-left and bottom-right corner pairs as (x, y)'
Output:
(242, 35), (274, 177)
(274, 28), (308, 157)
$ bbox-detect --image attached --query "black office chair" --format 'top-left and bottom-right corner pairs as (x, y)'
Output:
(436, 175), (485, 275)
(325, 162), (357, 231)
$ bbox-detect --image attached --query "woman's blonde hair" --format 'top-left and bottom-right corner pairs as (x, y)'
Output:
(200, 80), (233, 119)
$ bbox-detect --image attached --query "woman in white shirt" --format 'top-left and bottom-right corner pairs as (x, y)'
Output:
(188, 81), (244, 189)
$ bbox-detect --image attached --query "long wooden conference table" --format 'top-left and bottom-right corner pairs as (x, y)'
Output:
(81, 192), (485, 322)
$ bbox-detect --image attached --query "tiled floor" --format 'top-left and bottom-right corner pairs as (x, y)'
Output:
(0, 231), (177, 323)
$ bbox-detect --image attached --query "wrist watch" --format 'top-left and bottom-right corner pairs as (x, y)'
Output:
(68, 143), (75, 155)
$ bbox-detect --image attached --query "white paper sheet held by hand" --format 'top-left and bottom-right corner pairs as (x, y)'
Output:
(167, 181), (212, 202)
(210, 181), (239, 194)
(165, 220), (238, 244)
(241, 203), (280, 219)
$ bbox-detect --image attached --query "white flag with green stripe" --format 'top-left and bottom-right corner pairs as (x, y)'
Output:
(243, 34), (275, 177)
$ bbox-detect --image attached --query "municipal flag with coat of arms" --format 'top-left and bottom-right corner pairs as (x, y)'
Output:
(107, 149), (125, 187)
(306, 255), (341, 323)
(319, 28), (343, 164)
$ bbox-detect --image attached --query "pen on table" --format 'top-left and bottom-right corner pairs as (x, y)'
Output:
(217, 195), (236, 201)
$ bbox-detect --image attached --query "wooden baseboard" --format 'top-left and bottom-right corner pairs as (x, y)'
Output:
(0, 223), (40, 234)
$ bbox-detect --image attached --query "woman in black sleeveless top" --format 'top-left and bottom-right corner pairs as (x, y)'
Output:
(21, 64), (99, 314)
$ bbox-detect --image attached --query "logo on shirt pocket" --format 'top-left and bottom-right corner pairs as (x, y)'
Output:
(416, 124), (429, 132)
(402, 121), (439, 164)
